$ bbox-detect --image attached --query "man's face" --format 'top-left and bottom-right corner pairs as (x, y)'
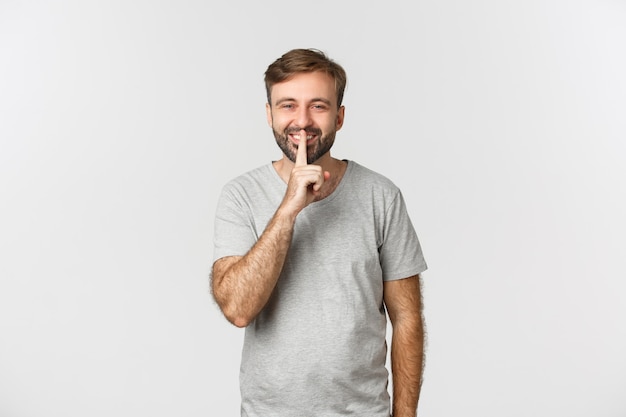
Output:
(266, 71), (345, 164)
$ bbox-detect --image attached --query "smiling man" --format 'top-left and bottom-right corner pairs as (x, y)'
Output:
(211, 48), (428, 417)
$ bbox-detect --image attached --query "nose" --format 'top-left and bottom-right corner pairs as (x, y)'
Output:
(295, 106), (312, 128)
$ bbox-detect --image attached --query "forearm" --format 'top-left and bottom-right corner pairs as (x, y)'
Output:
(212, 207), (296, 327)
(391, 316), (425, 417)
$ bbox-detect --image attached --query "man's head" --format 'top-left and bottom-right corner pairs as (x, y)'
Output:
(264, 48), (347, 108)
(265, 49), (347, 164)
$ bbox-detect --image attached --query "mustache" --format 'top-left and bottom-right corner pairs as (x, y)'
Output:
(285, 127), (322, 136)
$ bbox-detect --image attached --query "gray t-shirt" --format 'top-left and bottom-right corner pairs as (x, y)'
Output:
(213, 160), (427, 417)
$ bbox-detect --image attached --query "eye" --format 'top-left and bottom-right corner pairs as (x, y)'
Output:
(312, 104), (328, 111)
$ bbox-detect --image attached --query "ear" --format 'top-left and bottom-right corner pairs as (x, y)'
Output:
(265, 103), (273, 127)
(335, 106), (345, 131)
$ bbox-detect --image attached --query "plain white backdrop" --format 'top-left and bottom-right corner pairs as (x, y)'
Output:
(1, 1), (625, 416)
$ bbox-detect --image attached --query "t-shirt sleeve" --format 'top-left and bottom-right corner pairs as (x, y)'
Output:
(212, 184), (257, 262)
(379, 191), (428, 281)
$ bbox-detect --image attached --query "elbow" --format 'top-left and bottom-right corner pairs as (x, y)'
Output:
(232, 317), (250, 328)
(227, 314), (252, 328)
(221, 304), (253, 328)
(212, 285), (251, 328)
(212, 278), (255, 328)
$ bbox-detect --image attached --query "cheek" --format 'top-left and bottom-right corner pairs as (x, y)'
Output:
(271, 115), (288, 128)
(326, 119), (339, 132)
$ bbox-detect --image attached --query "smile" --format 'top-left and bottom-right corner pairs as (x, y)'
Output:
(288, 132), (318, 144)
(292, 133), (314, 140)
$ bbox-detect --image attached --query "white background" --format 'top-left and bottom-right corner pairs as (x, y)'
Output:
(1, 1), (625, 416)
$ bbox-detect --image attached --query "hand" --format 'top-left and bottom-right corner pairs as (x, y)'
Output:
(280, 129), (330, 215)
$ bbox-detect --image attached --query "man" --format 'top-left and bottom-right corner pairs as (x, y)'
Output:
(211, 48), (427, 417)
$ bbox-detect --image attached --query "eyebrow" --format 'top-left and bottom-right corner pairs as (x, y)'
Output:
(274, 97), (333, 106)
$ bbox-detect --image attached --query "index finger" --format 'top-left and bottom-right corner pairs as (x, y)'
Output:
(295, 129), (308, 166)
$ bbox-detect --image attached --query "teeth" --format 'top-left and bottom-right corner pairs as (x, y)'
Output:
(294, 134), (314, 140)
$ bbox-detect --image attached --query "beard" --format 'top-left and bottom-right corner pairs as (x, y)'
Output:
(272, 125), (336, 164)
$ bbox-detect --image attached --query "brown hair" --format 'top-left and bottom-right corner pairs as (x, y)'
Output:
(264, 48), (347, 107)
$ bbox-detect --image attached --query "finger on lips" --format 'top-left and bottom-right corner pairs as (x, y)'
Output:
(295, 129), (308, 167)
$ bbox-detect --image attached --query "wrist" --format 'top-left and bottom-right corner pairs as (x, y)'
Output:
(275, 204), (299, 225)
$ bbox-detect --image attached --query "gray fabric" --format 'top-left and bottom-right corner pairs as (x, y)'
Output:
(213, 160), (427, 417)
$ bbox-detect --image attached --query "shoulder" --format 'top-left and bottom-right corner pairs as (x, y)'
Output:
(217, 163), (284, 214)
(220, 163), (275, 194)
(346, 161), (401, 195)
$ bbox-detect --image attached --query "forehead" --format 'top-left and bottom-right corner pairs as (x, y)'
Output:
(270, 71), (337, 104)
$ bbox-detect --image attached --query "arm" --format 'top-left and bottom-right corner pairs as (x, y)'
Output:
(384, 275), (425, 417)
(211, 207), (295, 328)
(211, 131), (328, 327)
